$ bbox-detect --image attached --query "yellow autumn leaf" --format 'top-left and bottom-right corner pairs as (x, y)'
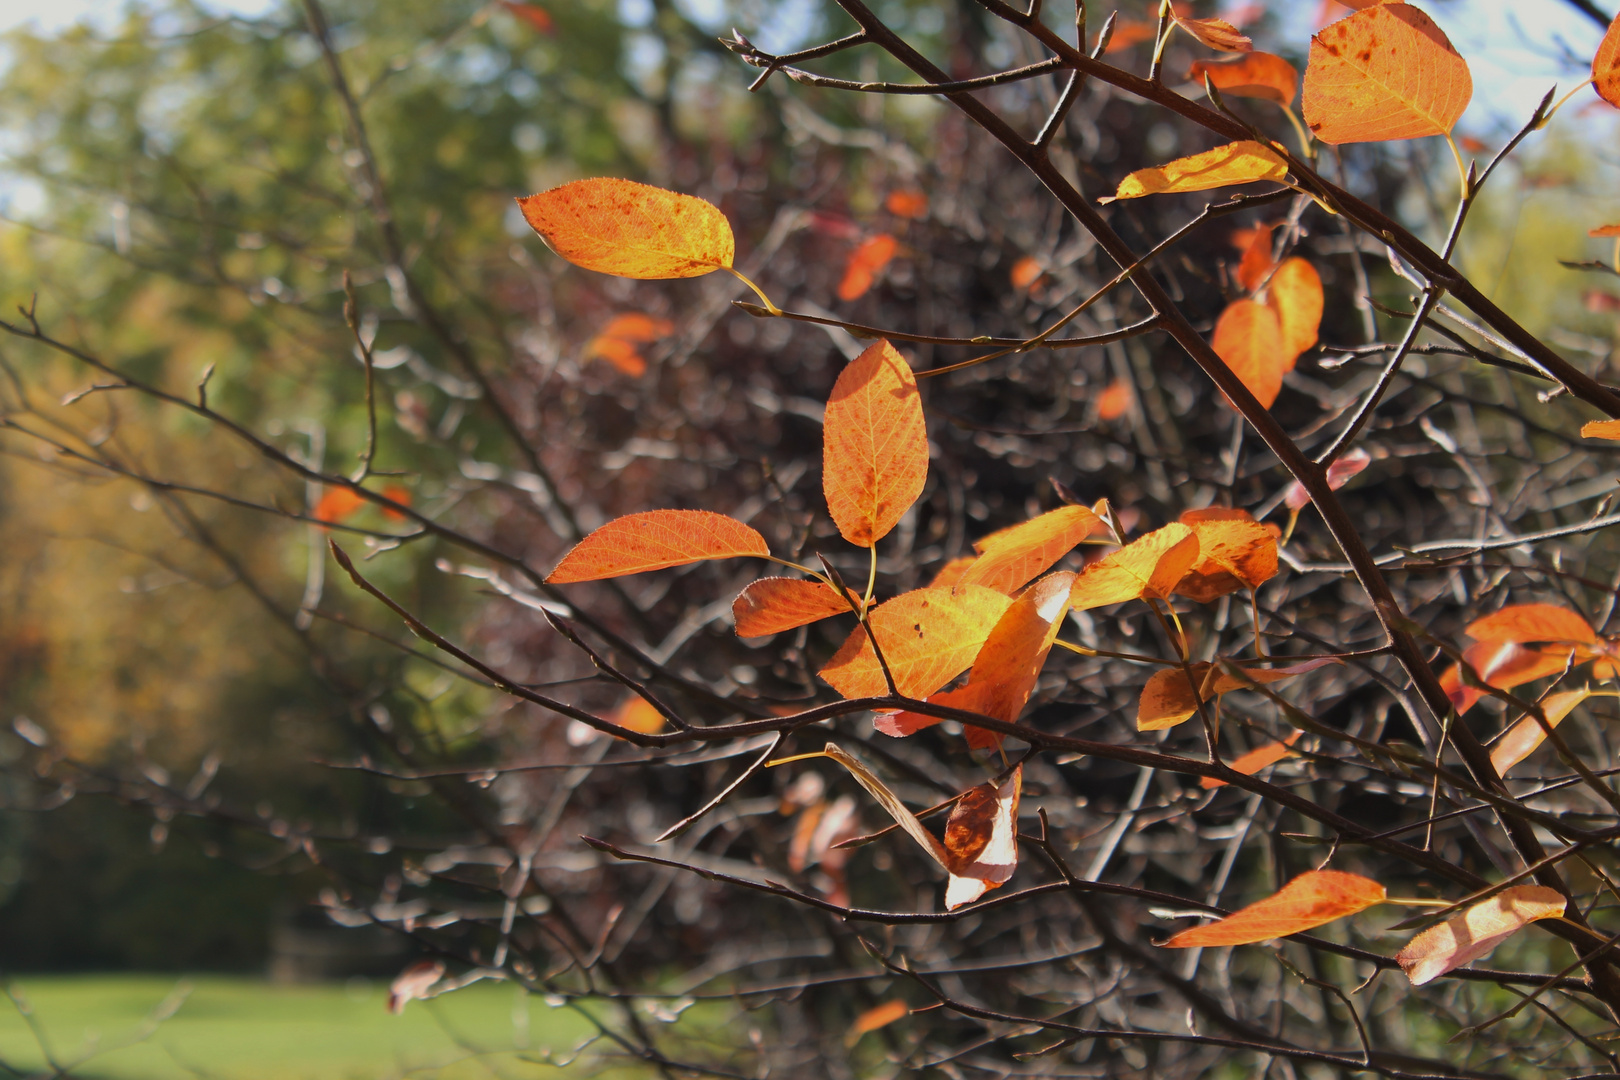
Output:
(1107, 141), (1289, 202)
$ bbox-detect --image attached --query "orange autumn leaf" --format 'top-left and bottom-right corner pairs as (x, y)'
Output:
(1441, 641), (1582, 715)
(1489, 688), (1596, 776)
(500, 1), (554, 34)
(819, 585), (1013, 700)
(1096, 378), (1132, 421)
(941, 765), (1022, 908)
(517, 178), (734, 279)
(1160, 870), (1387, 947)
(1234, 222), (1275, 292)
(1595, 13), (1620, 108)
(1592, 224), (1620, 237)
(957, 506), (1103, 594)
(313, 486), (365, 526)
(1265, 257), (1323, 370)
(1174, 510), (1278, 602)
(928, 555), (976, 588)
(1303, 4), (1472, 145)
(584, 313), (674, 377)
(1101, 18), (1160, 52)
(1172, 13), (1252, 53)
(547, 510), (768, 583)
(845, 1000), (909, 1047)
(1582, 419), (1620, 440)
(379, 485), (411, 522)
(885, 189), (929, 220)
(1213, 299), (1286, 409)
(1201, 731), (1302, 789)
(607, 696), (667, 736)
(1009, 255), (1043, 289)
(1188, 52), (1299, 105)
(1138, 658), (1339, 731)
(733, 577), (859, 637)
(1397, 886), (1566, 986)
(823, 339), (928, 548)
(837, 234), (899, 301)
(1109, 141), (1289, 201)
(1465, 604), (1599, 646)
(878, 573), (1074, 743)
(1069, 522), (1201, 611)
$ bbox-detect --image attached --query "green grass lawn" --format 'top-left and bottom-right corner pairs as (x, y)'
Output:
(0, 974), (601, 1079)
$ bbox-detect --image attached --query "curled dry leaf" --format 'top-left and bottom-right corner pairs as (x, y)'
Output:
(1201, 731), (1301, 789)
(837, 234), (900, 301)
(1595, 13), (1620, 108)
(1284, 446), (1371, 511)
(1213, 299), (1286, 409)
(823, 339), (928, 548)
(958, 506), (1103, 594)
(1303, 4), (1472, 144)
(1070, 522), (1201, 611)
(733, 577), (859, 637)
(1234, 222), (1275, 292)
(1581, 418), (1620, 440)
(546, 510), (768, 583)
(942, 765), (1022, 909)
(1397, 886), (1566, 986)
(1138, 658), (1339, 731)
(517, 178), (734, 279)
(1266, 258), (1323, 370)
(1489, 688), (1594, 776)
(1159, 870), (1387, 948)
(1108, 141), (1289, 202)
(821, 743), (948, 866)
(819, 585), (1013, 700)
(878, 573), (1075, 744)
(1172, 13), (1253, 53)
(1174, 509), (1278, 603)
(845, 1000), (909, 1047)
(1188, 52), (1298, 105)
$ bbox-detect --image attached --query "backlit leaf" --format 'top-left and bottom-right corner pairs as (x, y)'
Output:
(1284, 446), (1371, 511)
(1582, 419), (1620, 440)
(1138, 658), (1339, 731)
(1489, 689), (1593, 776)
(943, 765), (1022, 909)
(1188, 52), (1299, 105)
(547, 510), (768, 583)
(878, 573), (1074, 743)
(733, 577), (858, 637)
(958, 507), (1102, 594)
(1213, 299), (1286, 409)
(1109, 141), (1289, 201)
(1159, 870), (1387, 947)
(1174, 510), (1278, 603)
(1397, 886), (1566, 986)
(819, 585), (1013, 700)
(823, 340), (928, 547)
(607, 696), (667, 736)
(846, 1001), (909, 1047)
(1201, 731), (1301, 789)
(1303, 4), (1472, 144)
(1595, 13), (1620, 108)
(837, 234), (899, 301)
(1173, 13), (1253, 53)
(1441, 641), (1580, 715)
(517, 178), (734, 279)
(1234, 222), (1275, 292)
(1266, 258), (1323, 370)
(1465, 604), (1598, 645)
(313, 486), (364, 527)
(928, 556), (976, 589)
(821, 743), (948, 867)
(1070, 523), (1201, 610)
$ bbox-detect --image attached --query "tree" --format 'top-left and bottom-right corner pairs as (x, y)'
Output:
(5, 0), (1620, 1076)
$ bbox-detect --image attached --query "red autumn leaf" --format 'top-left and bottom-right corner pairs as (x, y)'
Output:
(1266, 258), (1323, 370)
(1397, 886), (1566, 986)
(1096, 378), (1132, 421)
(942, 765), (1022, 909)
(957, 506), (1103, 594)
(733, 577), (859, 637)
(380, 485), (412, 522)
(1069, 522), (1201, 611)
(1234, 222), (1275, 292)
(1201, 731), (1302, 789)
(1594, 13), (1620, 108)
(819, 585), (1013, 700)
(1188, 52), (1299, 105)
(500, 1), (554, 34)
(885, 189), (929, 220)
(1159, 870), (1387, 947)
(878, 572), (1074, 744)
(1212, 299), (1286, 409)
(546, 510), (768, 583)
(1284, 446), (1371, 511)
(313, 486), (365, 527)
(823, 339), (928, 548)
(1172, 13), (1253, 53)
(1101, 19), (1160, 52)
(837, 234), (900, 301)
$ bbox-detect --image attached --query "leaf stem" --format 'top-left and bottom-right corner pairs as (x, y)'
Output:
(724, 266), (782, 315)
(1444, 132), (1469, 205)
